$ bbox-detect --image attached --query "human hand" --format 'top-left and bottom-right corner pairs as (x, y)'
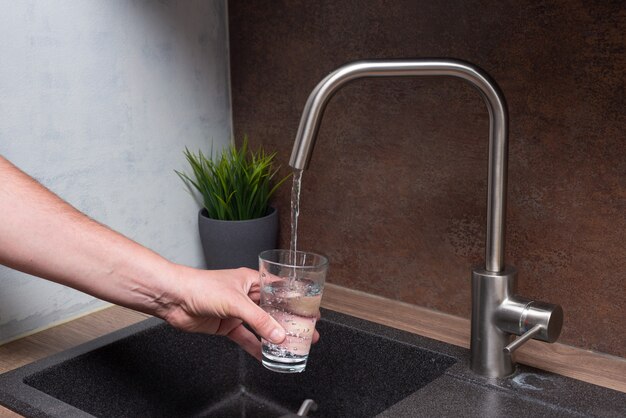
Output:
(161, 265), (320, 360)
(0, 156), (319, 360)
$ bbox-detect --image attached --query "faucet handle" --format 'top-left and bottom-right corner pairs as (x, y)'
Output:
(520, 299), (563, 343)
(498, 297), (564, 353)
(504, 324), (544, 354)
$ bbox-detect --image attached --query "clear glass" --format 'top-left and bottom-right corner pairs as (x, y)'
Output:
(259, 249), (329, 373)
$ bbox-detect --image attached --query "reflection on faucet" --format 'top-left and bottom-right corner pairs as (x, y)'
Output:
(288, 59), (563, 378)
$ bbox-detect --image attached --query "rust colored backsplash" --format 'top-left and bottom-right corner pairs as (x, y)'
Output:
(228, 1), (626, 357)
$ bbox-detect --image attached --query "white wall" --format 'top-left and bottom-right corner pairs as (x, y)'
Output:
(0, 0), (231, 343)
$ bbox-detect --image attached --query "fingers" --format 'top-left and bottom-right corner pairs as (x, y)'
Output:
(312, 310), (321, 343)
(227, 323), (263, 361)
(243, 269), (261, 303)
(231, 296), (286, 344)
(247, 289), (261, 304)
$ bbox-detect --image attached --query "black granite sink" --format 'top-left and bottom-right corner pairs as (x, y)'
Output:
(0, 310), (456, 418)
(2, 309), (625, 418)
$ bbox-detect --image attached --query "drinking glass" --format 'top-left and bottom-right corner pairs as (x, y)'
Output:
(258, 249), (329, 373)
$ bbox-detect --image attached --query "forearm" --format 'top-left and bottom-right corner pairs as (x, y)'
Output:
(0, 156), (179, 318)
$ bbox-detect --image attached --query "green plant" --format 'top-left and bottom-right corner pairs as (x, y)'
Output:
(175, 136), (290, 221)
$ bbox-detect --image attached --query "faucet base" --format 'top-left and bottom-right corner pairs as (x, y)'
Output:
(470, 266), (564, 378)
(470, 266), (517, 378)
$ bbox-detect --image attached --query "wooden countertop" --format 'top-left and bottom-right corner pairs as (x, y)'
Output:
(1, 284), (625, 417)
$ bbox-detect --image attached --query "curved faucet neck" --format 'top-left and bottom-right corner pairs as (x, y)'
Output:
(288, 59), (509, 272)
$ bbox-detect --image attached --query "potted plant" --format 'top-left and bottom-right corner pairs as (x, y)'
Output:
(176, 137), (290, 269)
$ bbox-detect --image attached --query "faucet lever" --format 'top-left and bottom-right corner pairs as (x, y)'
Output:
(498, 296), (564, 345)
(503, 324), (543, 354)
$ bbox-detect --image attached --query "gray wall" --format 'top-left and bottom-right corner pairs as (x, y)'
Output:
(0, 0), (231, 343)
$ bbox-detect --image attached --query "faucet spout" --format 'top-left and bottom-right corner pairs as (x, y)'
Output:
(289, 59), (563, 378)
(289, 59), (508, 272)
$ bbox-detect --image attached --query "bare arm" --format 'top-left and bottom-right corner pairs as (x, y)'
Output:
(0, 156), (286, 358)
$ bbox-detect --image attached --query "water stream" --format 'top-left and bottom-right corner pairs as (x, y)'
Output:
(289, 169), (303, 282)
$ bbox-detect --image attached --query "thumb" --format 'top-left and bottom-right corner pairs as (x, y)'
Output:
(233, 297), (286, 344)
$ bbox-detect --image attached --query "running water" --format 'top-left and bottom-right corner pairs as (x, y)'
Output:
(289, 169), (303, 267)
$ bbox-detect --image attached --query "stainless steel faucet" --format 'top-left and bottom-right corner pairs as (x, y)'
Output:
(288, 59), (563, 378)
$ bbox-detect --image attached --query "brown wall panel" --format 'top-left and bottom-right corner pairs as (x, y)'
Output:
(228, 0), (626, 357)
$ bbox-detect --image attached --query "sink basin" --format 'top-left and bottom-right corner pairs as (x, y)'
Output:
(0, 311), (456, 417)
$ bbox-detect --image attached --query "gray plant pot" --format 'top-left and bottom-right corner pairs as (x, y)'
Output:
(198, 207), (279, 270)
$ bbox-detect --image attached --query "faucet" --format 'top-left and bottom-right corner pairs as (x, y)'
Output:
(288, 59), (563, 378)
